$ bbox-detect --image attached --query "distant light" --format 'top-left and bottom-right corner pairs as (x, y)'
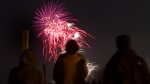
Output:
(67, 23), (74, 28)
(74, 32), (80, 39)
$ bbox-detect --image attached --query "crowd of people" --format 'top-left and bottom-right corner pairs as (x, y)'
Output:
(8, 35), (150, 84)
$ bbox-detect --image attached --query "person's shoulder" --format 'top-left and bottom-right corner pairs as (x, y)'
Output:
(58, 53), (67, 59)
(134, 55), (147, 64)
(59, 53), (67, 57)
(76, 53), (86, 59)
(10, 66), (22, 72)
(135, 55), (144, 60)
(55, 53), (67, 62)
(35, 68), (42, 73)
(30, 68), (43, 75)
(9, 66), (19, 76)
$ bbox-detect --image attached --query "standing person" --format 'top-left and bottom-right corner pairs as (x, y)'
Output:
(8, 49), (46, 84)
(103, 35), (150, 84)
(53, 40), (88, 84)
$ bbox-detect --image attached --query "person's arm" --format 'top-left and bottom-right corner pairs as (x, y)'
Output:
(37, 70), (46, 84)
(103, 61), (114, 84)
(140, 58), (150, 84)
(8, 68), (17, 84)
(53, 55), (63, 82)
(76, 54), (89, 81)
(83, 58), (88, 79)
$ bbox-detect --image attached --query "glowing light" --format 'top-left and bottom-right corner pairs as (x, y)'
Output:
(86, 61), (100, 80)
(67, 23), (74, 28)
(33, 2), (94, 62)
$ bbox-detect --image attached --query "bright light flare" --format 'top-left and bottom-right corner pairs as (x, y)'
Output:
(86, 60), (100, 80)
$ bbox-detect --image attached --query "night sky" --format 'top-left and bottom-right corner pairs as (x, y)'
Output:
(1, 0), (150, 84)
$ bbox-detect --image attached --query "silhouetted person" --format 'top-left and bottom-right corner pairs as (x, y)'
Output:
(53, 40), (88, 84)
(103, 35), (150, 84)
(8, 49), (46, 84)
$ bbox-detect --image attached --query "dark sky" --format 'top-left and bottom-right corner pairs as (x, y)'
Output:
(1, 0), (150, 83)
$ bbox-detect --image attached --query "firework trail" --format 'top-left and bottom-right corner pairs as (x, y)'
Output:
(33, 1), (98, 80)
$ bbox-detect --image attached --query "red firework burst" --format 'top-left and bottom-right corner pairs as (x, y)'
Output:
(33, 1), (94, 62)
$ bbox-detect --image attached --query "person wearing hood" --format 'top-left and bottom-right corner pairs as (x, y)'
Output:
(102, 35), (150, 84)
(8, 49), (46, 84)
(53, 40), (88, 84)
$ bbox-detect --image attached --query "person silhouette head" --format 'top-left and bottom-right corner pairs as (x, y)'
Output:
(19, 49), (37, 67)
(8, 49), (46, 84)
(116, 35), (131, 50)
(65, 40), (79, 54)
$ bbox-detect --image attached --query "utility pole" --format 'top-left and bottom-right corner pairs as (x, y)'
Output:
(22, 30), (29, 51)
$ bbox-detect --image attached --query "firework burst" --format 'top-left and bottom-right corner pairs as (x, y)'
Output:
(33, 1), (99, 81)
(33, 1), (94, 62)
